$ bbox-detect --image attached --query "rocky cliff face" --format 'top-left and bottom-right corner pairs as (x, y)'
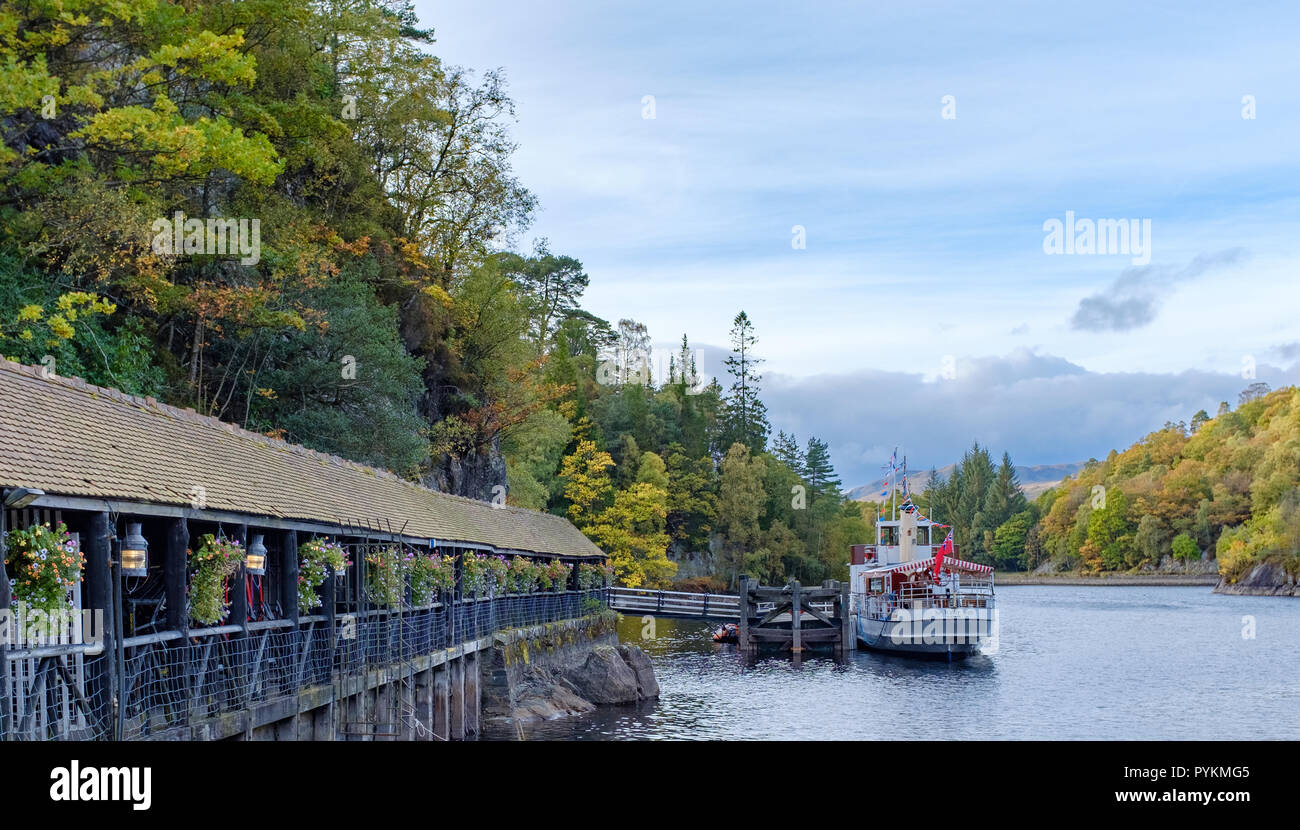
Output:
(424, 437), (509, 501)
(1214, 560), (1299, 597)
(481, 614), (660, 723)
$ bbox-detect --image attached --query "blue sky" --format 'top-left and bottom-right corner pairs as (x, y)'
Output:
(418, 0), (1300, 486)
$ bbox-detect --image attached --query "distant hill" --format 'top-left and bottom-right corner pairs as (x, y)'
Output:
(847, 461), (1087, 502)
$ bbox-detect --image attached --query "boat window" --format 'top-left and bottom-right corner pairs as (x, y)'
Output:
(917, 526), (930, 546)
(879, 526), (898, 546)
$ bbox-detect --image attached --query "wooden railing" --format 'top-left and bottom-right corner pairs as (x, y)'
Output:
(608, 587), (741, 619)
(1, 589), (609, 741)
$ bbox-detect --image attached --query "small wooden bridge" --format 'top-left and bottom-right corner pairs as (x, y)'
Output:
(608, 587), (741, 620)
(609, 578), (854, 653)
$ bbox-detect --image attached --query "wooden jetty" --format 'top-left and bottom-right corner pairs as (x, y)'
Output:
(608, 579), (854, 653)
(736, 576), (853, 654)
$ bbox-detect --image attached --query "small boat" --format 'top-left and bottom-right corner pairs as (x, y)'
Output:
(712, 622), (739, 643)
(850, 505), (996, 659)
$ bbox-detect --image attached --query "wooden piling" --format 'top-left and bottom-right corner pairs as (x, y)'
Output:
(737, 575), (750, 652)
(450, 656), (465, 740)
(433, 664), (449, 741)
(840, 580), (855, 651)
(464, 651), (479, 737)
(791, 580), (802, 653)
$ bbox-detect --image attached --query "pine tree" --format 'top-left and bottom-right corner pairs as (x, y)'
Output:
(984, 451), (1026, 531)
(772, 430), (805, 476)
(669, 333), (700, 390)
(721, 311), (770, 453)
(803, 436), (841, 502)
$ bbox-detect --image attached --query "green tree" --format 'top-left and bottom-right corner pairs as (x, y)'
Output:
(664, 446), (718, 551)
(1083, 488), (1135, 571)
(992, 510), (1035, 570)
(717, 442), (766, 586)
(720, 311), (770, 453)
(502, 243), (590, 353)
(1171, 532), (1200, 569)
(772, 431), (805, 476)
(803, 436), (842, 502)
(253, 268), (427, 476)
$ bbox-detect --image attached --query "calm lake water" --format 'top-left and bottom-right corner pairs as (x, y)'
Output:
(481, 586), (1300, 740)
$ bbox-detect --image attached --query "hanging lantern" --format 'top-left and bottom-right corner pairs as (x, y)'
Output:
(245, 534), (268, 576)
(121, 523), (149, 577)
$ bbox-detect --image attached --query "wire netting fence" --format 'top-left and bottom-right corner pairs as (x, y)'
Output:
(0, 588), (608, 741)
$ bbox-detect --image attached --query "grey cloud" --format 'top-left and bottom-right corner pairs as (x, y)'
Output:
(1273, 341), (1300, 361)
(1071, 248), (1248, 332)
(1071, 295), (1157, 331)
(763, 348), (1297, 488)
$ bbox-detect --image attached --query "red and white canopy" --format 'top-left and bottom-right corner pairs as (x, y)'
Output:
(864, 556), (993, 576)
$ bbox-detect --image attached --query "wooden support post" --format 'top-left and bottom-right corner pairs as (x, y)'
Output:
(232, 525), (250, 627)
(464, 651), (480, 737)
(450, 656), (465, 740)
(415, 668), (433, 741)
(376, 680), (394, 741)
(840, 580), (855, 651)
(737, 575), (750, 652)
(433, 665), (449, 741)
(791, 580), (802, 653)
(281, 530), (299, 625)
(400, 676), (416, 740)
(312, 701), (334, 740)
(164, 518), (188, 633)
(0, 503), (10, 739)
(83, 511), (114, 738)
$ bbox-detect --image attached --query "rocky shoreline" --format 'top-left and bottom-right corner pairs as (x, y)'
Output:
(997, 572), (1220, 586)
(506, 644), (659, 721)
(481, 614), (660, 723)
(1213, 560), (1300, 597)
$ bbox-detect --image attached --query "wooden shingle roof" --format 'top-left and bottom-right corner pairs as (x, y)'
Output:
(0, 359), (603, 558)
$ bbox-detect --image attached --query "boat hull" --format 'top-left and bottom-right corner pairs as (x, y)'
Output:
(854, 612), (991, 658)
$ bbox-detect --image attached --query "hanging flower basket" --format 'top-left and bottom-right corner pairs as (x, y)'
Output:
(4, 521), (82, 615)
(297, 538), (349, 615)
(409, 553), (455, 605)
(189, 534), (244, 626)
(507, 557), (541, 594)
(543, 560), (571, 592)
(365, 545), (407, 607)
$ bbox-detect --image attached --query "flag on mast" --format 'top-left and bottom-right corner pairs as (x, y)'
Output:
(933, 530), (954, 580)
